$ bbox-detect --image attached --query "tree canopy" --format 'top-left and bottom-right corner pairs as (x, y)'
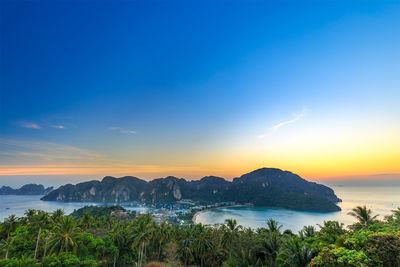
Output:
(0, 205), (399, 266)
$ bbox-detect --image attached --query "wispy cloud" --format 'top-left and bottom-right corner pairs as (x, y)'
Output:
(0, 138), (107, 176)
(50, 124), (66, 129)
(271, 112), (304, 132)
(17, 120), (67, 130)
(109, 126), (136, 134)
(0, 138), (201, 176)
(18, 121), (41, 129)
(258, 110), (305, 139)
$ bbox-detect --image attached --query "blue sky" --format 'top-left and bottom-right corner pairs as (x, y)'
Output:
(0, 0), (399, 186)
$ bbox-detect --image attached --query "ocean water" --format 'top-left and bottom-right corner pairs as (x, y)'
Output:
(195, 186), (400, 232)
(1, 186), (400, 232)
(0, 195), (149, 221)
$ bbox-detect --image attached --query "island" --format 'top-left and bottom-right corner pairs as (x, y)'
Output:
(41, 168), (341, 212)
(0, 184), (53, 195)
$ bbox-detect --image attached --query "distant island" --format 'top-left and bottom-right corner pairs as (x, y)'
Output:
(0, 184), (53, 195)
(41, 168), (341, 212)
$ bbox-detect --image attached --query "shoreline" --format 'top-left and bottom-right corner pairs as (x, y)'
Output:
(192, 204), (249, 224)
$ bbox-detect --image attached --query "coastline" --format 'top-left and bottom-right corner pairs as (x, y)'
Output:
(192, 204), (249, 224)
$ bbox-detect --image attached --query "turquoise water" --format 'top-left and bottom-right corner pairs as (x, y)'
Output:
(195, 186), (400, 232)
(1, 186), (400, 232)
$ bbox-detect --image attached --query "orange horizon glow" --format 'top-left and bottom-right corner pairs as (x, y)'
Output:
(0, 162), (399, 181)
(1, 118), (399, 181)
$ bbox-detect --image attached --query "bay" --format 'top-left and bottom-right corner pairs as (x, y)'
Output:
(1, 186), (400, 232)
(0, 195), (149, 221)
(194, 186), (400, 232)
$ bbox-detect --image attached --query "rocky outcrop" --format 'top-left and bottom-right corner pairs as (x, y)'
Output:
(41, 168), (342, 212)
(41, 176), (146, 202)
(0, 184), (53, 195)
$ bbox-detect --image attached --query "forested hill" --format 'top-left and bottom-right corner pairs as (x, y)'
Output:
(41, 168), (341, 211)
(0, 184), (53, 195)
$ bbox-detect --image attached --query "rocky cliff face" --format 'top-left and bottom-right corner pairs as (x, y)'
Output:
(41, 168), (342, 211)
(0, 184), (53, 195)
(42, 176), (147, 202)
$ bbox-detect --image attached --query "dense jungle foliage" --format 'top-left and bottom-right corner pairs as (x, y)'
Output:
(1, 205), (400, 266)
(70, 206), (134, 219)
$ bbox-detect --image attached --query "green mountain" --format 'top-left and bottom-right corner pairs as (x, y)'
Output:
(0, 184), (53, 195)
(41, 168), (341, 211)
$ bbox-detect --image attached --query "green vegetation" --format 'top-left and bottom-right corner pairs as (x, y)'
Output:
(70, 206), (135, 219)
(1, 205), (400, 266)
(41, 168), (342, 212)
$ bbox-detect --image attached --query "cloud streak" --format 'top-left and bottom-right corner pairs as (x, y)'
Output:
(258, 110), (305, 139)
(0, 139), (106, 164)
(17, 121), (67, 130)
(271, 112), (304, 132)
(48, 122), (67, 129)
(109, 126), (136, 134)
(18, 121), (41, 129)
(49, 124), (66, 129)
(0, 138), (202, 177)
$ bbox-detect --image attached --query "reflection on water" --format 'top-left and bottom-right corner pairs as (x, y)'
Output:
(195, 186), (400, 232)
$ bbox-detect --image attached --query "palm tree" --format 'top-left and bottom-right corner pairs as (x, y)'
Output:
(192, 224), (212, 267)
(155, 220), (170, 260)
(222, 219), (241, 246)
(42, 235), (50, 261)
(348, 205), (378, 227)
(48, 216), (81, 254)
(80, 212), (94, 230)
(3, 215), (18, 259)
(179, 228), (193, 267)
(32, 210), (49, 259)
(391, 208), (400, 221)
(225, 218), (241, 231)
(130, 214), (153, 267)
(299, 225), (316, 239)
(235, 228), (258, 266)
(109, 224), (126, 267)
(101, 214), (113, 231)
(258, 231), (281, 266)
(283, 229), (295, 237)
(24, 209), (36, 223)
(266, 218), (282, 233)
(51, 209), (65, 224)
(207, 231), (225, 266)
(278, 238), (316, 267)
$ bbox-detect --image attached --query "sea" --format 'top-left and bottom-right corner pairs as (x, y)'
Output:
(1, 186), (400, 232)
(0, 195), (150, 221)
(195, 186), (400, 232)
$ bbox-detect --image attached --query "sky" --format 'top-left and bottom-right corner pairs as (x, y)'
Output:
(0, 0), (399, 187)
